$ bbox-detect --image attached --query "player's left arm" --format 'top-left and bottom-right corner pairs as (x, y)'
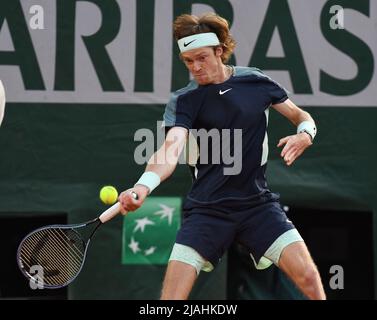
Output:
(272, 98), (316, 166)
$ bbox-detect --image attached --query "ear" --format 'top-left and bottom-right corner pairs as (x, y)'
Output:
(215, 46), (223, 58)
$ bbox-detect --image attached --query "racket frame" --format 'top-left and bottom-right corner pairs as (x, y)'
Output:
(16, 218), (101, 289)
(17, 193), (137, 289)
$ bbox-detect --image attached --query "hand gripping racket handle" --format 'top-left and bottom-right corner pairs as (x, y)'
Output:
(99, 191), (138, 223)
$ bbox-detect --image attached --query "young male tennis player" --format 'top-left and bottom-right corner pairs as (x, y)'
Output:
(119, 13), (325, 300)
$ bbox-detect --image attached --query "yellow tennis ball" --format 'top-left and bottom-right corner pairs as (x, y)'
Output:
(99, 186), (118, 205)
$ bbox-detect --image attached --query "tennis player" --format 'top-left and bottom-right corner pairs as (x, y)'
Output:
(119, 13), (325, 300)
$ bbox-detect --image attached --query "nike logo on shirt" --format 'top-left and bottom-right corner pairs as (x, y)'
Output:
(219, 88), (232, 95)
(184, 40), (196, 47)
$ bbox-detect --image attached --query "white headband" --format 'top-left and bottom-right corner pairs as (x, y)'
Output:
(178, 32), (220, 53)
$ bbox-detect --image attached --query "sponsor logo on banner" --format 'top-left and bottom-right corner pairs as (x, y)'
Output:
(122, 197), (181, 265)
(0, 0), (376, 106)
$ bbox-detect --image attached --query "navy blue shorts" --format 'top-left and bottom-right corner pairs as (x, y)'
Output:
(175, 194), (295, 268)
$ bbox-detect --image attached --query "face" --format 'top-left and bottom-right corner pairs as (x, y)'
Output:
(181, 47), (223, 85)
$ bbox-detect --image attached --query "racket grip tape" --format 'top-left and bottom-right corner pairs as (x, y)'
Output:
(99, 192), (138, 223)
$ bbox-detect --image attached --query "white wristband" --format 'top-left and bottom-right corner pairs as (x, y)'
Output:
(135, 171), (161, 194)
(297, 121), (317, 141)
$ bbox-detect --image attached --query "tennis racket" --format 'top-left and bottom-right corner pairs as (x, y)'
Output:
(17, 192), (138, 289)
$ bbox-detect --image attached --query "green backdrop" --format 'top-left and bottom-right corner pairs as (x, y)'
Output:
(0, 104), (376, 298)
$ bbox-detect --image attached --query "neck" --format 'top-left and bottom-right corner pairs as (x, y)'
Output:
(212, 63), (231, 84)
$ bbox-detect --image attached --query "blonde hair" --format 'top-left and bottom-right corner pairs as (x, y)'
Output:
(173, 13), (236, 63)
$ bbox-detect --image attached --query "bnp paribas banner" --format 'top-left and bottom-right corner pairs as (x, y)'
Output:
(0, 0), (376, 107)
(122, 197), (181, 265)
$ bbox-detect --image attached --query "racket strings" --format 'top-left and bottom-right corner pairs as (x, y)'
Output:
(19, 227), (86, 287)
(20, 232), (81, 286)
(23, 229), (83, 279)
(20, 229), (84, 285)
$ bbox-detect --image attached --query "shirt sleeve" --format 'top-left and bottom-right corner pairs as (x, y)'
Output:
(162, 80), (198, 130)
(251, 68), (289, 105)
(174, 93), (199, 130)
(266, 79), (289, 104)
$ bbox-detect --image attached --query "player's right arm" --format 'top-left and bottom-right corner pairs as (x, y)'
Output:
(119, 127), (188, 213)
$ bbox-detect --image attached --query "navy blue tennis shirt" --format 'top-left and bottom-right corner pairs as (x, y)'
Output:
(163, 66), (289, 206)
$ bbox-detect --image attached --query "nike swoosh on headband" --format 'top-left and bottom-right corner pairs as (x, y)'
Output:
(183, 39), (196, 47)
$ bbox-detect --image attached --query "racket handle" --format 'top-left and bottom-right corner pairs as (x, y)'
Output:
(99, 192), (138, 223)
(99, 202), (121, 223)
